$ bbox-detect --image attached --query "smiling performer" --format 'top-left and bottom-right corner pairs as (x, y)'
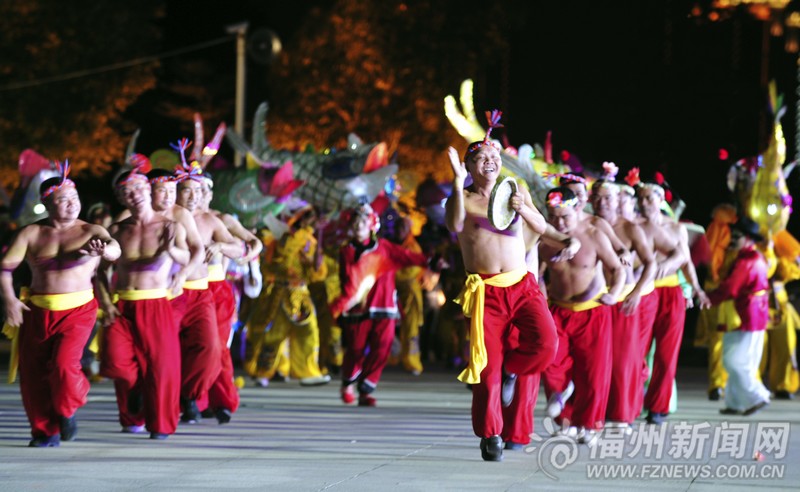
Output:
(1, 160), (120, 447)
(539, 187), (625, 445)
(98, 165), (189, 440)
(171, 148), (243, 424)
(445, 110), (558, 462)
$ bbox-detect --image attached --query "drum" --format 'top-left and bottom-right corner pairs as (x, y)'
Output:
(488, 177), (518, 230)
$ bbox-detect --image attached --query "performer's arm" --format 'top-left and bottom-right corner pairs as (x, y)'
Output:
(513, 185), (547, 235)
(171, 207), (205, 291)
(221, 213), (263, 262)
(593, 216), (631, 266)
(444, 147), (468, 234)
(1, 228), (31, 326)
(542, 223), (581, 262)
(207, 215), (245, 261)
(167, 222), (191, 266)
(622, 222), (656, 314)
(595, 228), (625, 305)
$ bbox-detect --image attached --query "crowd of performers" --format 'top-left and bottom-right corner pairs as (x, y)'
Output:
(0, 122), (797, 462)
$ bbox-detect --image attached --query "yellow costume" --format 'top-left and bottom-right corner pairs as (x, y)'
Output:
(309, 251), (343, 374)
(244, 226), (327, 381)
(394, 234), (425, 375)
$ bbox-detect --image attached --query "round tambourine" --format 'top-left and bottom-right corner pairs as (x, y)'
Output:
(488, 177), (519, 230)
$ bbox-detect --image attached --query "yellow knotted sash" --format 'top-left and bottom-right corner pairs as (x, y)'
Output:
(454, 268), (527, 384)
(653, 273), (680, 288)
(183, 277), (209, 290)
(29, 289), (94, 311)
(550, 289), (606, 312)
(116, 288), (168, 301)
(207, 264), (225, 282)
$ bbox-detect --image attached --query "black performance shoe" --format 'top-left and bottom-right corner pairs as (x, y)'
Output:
(60, 415), (77, 442)
(215, 408), (232, 424)
(29, 435), (60, 448)
(646, 411), (668, 425)
(480, 435), (504, 462)
(180, 399), (201, 424)
(708, 388), (722, 401)
(149, 432), (169, 440)
(127, 391), (143, 415)
(501, 371), (517, 408)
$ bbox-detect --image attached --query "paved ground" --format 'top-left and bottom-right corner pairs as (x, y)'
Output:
(0, 364), (798, 491)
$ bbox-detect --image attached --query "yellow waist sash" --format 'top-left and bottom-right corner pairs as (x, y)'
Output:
(207, 264), (225, 282)
(183, 277), (209, 290)
(654, 273), (680, 288)
(550, 289), (606, 312)
(454, 267), (527, 385)
(116, 289), (168, 301)
(29, 289), (94, 311)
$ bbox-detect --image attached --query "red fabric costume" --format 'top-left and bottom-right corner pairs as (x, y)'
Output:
(196, 279), (240, 414)
(19, 298), (96, 439)
(606, 302), (643, 424)
(543, 303), (611, 431)
(639, 279), (686, 414)
(636, 291), (659, 409)
(100, 297), (181, 435)
(706, 245), (769, 332)
(472, 273), (557, 439)
(170, 286), (221, 401)
(332, 237), (427, 393)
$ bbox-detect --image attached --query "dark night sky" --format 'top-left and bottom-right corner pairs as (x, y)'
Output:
(132, 1), (800, 231)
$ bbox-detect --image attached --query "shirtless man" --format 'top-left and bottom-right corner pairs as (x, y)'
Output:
(97, 169), (189, 439)
(539, 186), (625, 444)
(560, 174), (631, 266)
(1, 164), (120, 447)
(590, 180), (656, 428)
(172, 170), (242, 423)
(193, 173), (255, 423)
(635, 182), (708, 424)
(445, 142), (558, 462)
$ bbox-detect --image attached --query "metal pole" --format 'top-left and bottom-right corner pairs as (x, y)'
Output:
(226, 22), (249, 167)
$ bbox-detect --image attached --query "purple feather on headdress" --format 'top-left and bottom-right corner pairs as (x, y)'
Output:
(484, 110), (504, 142)
(57, 159), (71, 184)
(170, 138), (192, 169)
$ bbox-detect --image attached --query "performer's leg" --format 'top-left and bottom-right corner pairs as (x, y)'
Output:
(341, 319), (370, 385)
(137, 299), (181, 435)
(565, 306), (612, 430)
(501, 372), (539, 446)
(287, 312), (325, 380)
(359, 318), (396, 393)
(175, 290), (221, 400)
(607, 304), (642, 424)
(100, 307), (144, 429)
(50, 301), (96, 420)
(644, 286), (686, 415)
(19, 307), (59, 438)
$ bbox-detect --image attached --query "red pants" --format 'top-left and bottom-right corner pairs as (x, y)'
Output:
(197, 280), (239, 413)
(19, 299), (96, 438)
(170, 288), (221, 400)
(544, 304), (611, 430)
(471, 273), (557, 439)
(640, 285), (686, 414)
(637, 292), (659, 406)
(499, 323), (542, 445)
(100, 298), (181, 434)
(341, 317), (395, 392)
(606, 302), (642, 423)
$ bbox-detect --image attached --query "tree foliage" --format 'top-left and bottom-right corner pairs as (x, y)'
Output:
(0, 1), (163, 192)
(266, 0), (509, 185)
